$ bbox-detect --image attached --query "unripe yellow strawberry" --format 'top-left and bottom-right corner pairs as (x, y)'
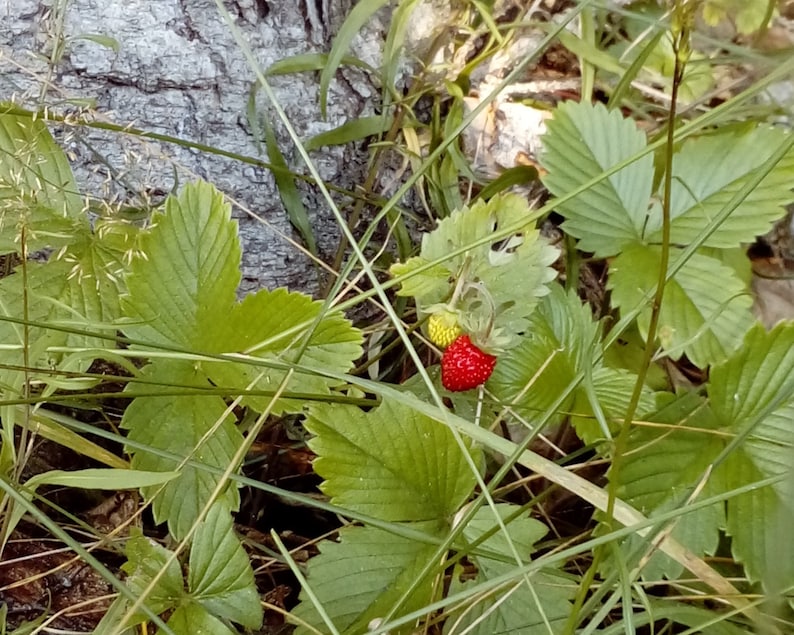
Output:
(428, 311), (462, 348)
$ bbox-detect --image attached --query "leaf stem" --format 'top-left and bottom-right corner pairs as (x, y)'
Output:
(608, 0), (688, 580)
(566, 6), (691, 631)
(448, 257), (472, 309)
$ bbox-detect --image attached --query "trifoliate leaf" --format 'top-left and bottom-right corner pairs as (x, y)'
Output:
(611, 392), (725, 581)
(444, 505), (572, 635)
(644, 128), (794, 248)
(390, 193), (558, 344)
(122, 359), (242, 540)
(205, 288), (362, 415)
(121, 181), (362, 415)
(608, 244), (753, 368)
(188, 501), (263, 629)
(121, 530), (186, 621)
(115, 507), (261, 634)
(540, 101), (654, 257)
(306, 398), (480, 521)
(541, 105), (793, 261)
(291, 522), (444, 635)
(0, 109), (85, 254)
(122, 181), (241, 349)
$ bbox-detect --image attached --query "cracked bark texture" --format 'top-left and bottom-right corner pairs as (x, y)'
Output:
(0, 0), (389, 294)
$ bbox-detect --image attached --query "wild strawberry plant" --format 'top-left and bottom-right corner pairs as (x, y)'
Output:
(0, 109), (135, 474)
(99, 180), (363, 632)
(541, 101), (794, 367)
(0, 108), (363, 633)
(390, 193), (560, 357)
(2, 6), (794, 630)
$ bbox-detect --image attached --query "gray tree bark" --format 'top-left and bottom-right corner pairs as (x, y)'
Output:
(1, 0), (390, 294)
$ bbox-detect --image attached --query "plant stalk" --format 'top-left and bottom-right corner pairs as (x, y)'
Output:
(565, 5), (691, 631)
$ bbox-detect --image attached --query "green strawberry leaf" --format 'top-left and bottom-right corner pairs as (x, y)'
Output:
(121, 359), (242, 540)
(291, 522), (444, 635)
(117, 180), (362, 539)
(121, 181), (362, 415)
(644, 127), (794, 247)
(709, 323), (794, 588)
(0, 261), (71, 374)
(121, 529), (186, 621)
(60, 224), (135, 353)
(570, 365), (655, 446)
(540, 101), (654, 257)
(205, 288), (363, 415)
(166, 605), (238, 635)
(0, 108), (85, 254)
(306, 397), (480, 521)
(608, 244), (754, 368)
(616, 325), (794, 589)
(444, 505), (573, 635)
(489, 286), (653, 442)
(111, 503), (261, 633)
(611, 392), (725, 581)
(541, 103), (793, 260)
(390, 193), (558, 343)
(122, 181), (241, 350)
(188, 501), (263, 629)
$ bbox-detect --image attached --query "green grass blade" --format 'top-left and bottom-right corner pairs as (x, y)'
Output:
(263, 115), (318, 255)
(382, 0), (420, 100)
(304, 114), (396, 151)
(475, 165), (539, 200)
(0, 475), (176, 634)
(319, 0), (389, 118)
(265, 52), (374, 76)
(557, 25), (624, 76)
(608, 29), (665, 109)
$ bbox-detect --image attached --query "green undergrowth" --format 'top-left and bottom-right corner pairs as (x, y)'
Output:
(1, 0), (794, 634)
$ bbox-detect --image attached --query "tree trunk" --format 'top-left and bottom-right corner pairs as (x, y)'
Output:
(0, 0), (386, 294)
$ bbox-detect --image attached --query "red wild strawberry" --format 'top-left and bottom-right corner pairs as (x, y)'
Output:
(441, 335), (497, 392)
